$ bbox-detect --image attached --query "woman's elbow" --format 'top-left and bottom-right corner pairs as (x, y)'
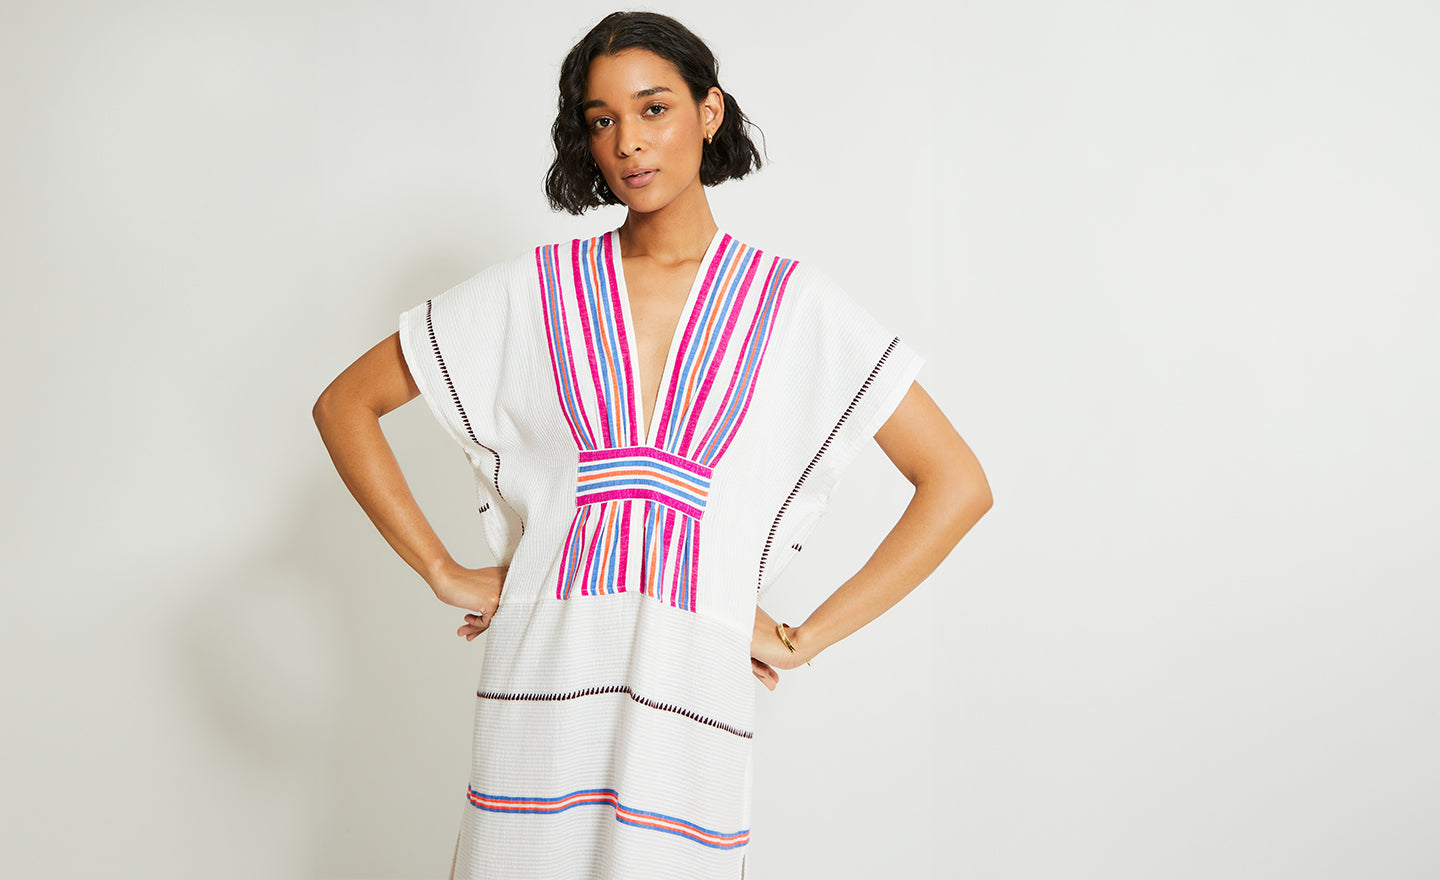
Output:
(954, 478), (992, 526)
(970, 481), (994, 516)
(312, 384), (341, 428)
(312, 380), (365, 430)
(971, 466), (994, 510)
(932, 460), (993, 527)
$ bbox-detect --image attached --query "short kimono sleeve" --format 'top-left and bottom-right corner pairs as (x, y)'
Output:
(754, 263), (926, 600)
(803, 266), (925, 477)
(395, 257), (528, 564)
(397, 266), (503, 454)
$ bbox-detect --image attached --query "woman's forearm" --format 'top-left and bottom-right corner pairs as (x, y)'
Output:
(792, 478), (991, 661)
(312, 396), (456, 588)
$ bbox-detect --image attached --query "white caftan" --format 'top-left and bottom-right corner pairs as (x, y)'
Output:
(398, 226), (924, 879)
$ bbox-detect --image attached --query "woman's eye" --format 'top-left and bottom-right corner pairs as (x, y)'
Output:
(589, 105), (664, 132)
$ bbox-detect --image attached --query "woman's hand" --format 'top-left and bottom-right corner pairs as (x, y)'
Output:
(751, 605), (811, 689)
(428, 562), (510, 641)
(750, 657), (780, 691)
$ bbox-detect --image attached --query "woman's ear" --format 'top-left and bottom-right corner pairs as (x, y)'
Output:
(704, 86), (725, 130)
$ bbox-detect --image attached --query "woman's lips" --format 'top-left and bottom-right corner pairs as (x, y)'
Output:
(623, 169), (657, 188)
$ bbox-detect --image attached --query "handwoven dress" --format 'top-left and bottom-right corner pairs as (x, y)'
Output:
(398, 226), (924, 879)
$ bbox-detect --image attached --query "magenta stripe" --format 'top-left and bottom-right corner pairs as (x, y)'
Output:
(673, 244), (751, 453)
(600, 503), (619, 595)
(689, 521), (699, 612)
(648, 502), (662, 600)
(693, 254), (777, 459)
(617, 499), (631, 593)
(711, 258), (797, 462)
(659, 506), (676, 602)
(684, 518), (697, 612)
(579, 444), (715, 475)
(579, 502), (606, 596)
(603, 232), (641, 446)
(653, 234), (731, 443)
(678, 246), (760, 459)
(555, 248), (597, 448)
(536, 246), (586, 449)
(556, 508), (585, 599)
(668, 512), (679, 610)
(571, 239), (609, 450)
(701, 262), (785, 462)
(579, 488), (705, 521)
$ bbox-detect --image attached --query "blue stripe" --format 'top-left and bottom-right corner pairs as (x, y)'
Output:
(699, 258), (787, 463)
(577, 478), (708, 508)
(468, 785), (749, 850)
(577, 457), (709, 482)
(545, 246), (595, 450)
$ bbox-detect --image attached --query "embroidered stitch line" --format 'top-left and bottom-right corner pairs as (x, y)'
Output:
(476, 682), (753, 738)
(425, 298), (520, 535)
(756, 336), (902, 590)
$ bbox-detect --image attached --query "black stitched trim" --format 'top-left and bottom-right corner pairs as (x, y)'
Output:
(478, 502), (491, 514)
(425, 299), (524, 537)
(425, 299), (478, 444)
(476, 683), (754, 739)
(756, 336), (900, 591)
(790, 543), (803, 551)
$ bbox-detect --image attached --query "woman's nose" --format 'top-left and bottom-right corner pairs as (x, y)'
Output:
(615, 117), (644, 155)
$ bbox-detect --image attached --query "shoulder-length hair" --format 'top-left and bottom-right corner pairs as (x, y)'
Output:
(544, 11), (766, 215)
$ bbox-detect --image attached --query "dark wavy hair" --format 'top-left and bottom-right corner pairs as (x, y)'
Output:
(544, 11), (766, 215)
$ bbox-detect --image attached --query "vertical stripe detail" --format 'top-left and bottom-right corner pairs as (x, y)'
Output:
(692, 256), (798, 464)
(537, 244), (596, 450)
(538, 230), (791, 613)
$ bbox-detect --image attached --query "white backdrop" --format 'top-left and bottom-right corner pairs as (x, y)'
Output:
(3, 1), (1436, 878)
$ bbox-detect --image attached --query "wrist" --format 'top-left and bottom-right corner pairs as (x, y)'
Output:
(791, 621), (826, 664)
(776, 621), (818, 666)
(422, 555), (462, 592)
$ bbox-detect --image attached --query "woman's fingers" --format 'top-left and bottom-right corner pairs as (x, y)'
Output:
(458, 613), (492, 640)
(750, 658), (779, 691)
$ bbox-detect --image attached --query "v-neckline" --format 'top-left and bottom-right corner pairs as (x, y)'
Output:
(608, 225), (725, 449)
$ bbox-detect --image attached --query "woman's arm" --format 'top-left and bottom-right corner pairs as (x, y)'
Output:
(753, 380), (992, 669)
(312, 332), (507, 629)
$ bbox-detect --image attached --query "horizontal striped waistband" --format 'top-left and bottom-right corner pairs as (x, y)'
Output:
(576, 446), (713, 520)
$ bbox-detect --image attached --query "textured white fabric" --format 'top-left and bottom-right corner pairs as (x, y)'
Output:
(398, 226), (924, 879)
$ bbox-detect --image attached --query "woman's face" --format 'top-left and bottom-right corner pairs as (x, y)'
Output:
(582, 48), (723, 215)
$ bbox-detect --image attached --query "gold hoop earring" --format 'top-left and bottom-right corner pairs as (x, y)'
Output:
(704, 130), (713, 145)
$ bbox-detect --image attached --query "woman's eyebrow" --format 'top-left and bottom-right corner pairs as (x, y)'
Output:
(582, 86), (673, 111)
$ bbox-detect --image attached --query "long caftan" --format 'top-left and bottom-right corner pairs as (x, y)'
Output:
(398, 226), (925, 879)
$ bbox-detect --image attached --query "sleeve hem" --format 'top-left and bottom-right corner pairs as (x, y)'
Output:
(815, 338), (925, 502)
(398, 304), (476, 454)
(858, 341), (925, 443)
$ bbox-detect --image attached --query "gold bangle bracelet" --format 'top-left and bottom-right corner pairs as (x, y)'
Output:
(776, 622), (813, 667)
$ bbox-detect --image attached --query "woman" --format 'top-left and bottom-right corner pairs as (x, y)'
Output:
(313, 10), (991, 879)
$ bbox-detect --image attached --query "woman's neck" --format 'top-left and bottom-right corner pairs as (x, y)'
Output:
(617, 187), (719, 266)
